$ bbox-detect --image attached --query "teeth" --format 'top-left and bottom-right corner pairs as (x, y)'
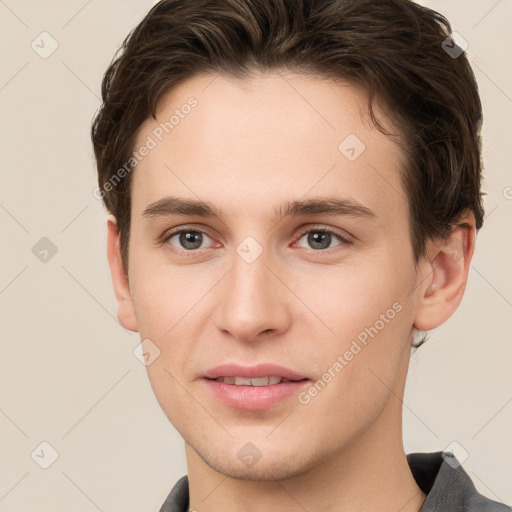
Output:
(234, 376), (252, 386)
(250, 377), (269, 386)
(216, 376), (284, 386)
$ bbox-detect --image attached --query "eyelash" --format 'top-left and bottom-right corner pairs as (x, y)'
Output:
(159, 224), (354, 255)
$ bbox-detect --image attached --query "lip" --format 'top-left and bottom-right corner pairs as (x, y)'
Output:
(203, 363), (308, 381)
(202, 363), (310, 411)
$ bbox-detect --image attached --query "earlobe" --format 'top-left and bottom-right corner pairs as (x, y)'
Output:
(106, 216), (139, 332)
(413, 212), (476, 332)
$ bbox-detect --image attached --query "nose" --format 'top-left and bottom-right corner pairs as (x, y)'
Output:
(214, 247), (292, 342)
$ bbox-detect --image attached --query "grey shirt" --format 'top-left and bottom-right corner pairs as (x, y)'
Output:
(159, 451), (511, 511)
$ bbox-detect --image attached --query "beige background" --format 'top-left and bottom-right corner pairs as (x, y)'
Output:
(0, 0), (511, 510)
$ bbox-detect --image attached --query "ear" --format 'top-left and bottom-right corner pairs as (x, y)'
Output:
(413, 210), (477, 331)
(106, 215), (138, 332)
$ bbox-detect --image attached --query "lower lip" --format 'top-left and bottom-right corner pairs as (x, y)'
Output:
(203, 379), (310, 410)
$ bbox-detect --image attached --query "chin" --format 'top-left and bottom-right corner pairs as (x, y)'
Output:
(195, 443), (317, 482)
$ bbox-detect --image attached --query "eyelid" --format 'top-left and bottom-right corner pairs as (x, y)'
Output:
(158, 224), (214, 242)
(294, 224), (355, 245)
(159, 224), (217, 248)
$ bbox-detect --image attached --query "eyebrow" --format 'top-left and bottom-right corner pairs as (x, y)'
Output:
(141, 195), (376, 223)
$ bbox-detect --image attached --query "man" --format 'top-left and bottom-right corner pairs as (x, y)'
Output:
(91, 0), (511, 510)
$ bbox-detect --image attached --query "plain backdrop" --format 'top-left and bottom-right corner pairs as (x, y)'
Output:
(0, 0), (511, 510)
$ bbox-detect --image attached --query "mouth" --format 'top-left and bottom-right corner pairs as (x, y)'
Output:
(202, 364), (310, 410)
(211, 375), (303, 386)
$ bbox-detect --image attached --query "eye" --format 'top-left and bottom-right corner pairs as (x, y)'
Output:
(165, 229), (215, 251)
(294, 227), (351, 251)
(160, 225), (353, 255)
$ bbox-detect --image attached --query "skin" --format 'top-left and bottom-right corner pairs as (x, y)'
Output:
(107, 70), (476, 511)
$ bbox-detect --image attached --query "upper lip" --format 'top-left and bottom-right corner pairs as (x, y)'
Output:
(203, 363), (308, 381)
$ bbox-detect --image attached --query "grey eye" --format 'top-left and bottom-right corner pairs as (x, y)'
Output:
(296, 230), (343, 250)
(168, 230), (213, 251)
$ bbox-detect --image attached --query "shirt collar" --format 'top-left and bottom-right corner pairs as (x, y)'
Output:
(159, 451), (510, 512)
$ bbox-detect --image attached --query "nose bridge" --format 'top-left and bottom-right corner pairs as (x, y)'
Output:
(229, 241), (274, 308)
(215, 238), (289, 339)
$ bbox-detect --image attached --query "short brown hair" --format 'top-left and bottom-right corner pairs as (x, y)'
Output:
(91, 0), (484, 277)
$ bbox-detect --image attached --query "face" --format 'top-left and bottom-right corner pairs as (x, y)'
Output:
(121, 70), (430, 480)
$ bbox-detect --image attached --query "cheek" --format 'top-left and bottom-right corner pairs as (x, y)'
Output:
(128, 256), (201, 337)
(300, 264), (412, 404)
(304, 261), (408, 342)
(130, 270), (204, 423)
(144, 358), (201, 437)
(128, 261), (209, 399)
(300, 314), (408, 446)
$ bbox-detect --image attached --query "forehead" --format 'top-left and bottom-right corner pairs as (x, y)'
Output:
(131, 70), (407, 223)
